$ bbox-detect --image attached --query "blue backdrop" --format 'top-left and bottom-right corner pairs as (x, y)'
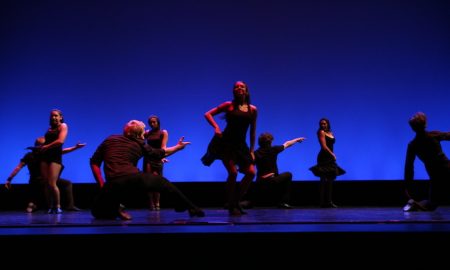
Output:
(1, 0), (449, 183)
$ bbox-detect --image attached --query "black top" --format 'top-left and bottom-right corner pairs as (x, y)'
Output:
(254, 145), (284, 179)
(145, 130), (164, 149)
(20, 151), (42, 183)
(405, 130), (450, 181)
(222, 108), (254, 143)
(42, 127), (63, 164)
(90, 135), (165, 180)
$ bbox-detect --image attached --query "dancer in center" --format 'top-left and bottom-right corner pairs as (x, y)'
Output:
(309, 118), (345, 208)
(202, 81), (257, 216)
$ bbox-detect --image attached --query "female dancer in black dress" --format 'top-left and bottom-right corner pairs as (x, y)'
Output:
(202, 81), (257, 216)
(143, 115), (168, 211)
(40, 109), (68, 214)
(310, 118), (345, 208)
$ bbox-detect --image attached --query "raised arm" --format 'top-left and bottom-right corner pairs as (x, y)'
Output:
(283, 137), (306, 149)
(431, 131), (450, 141)
(62, 142), (86, 154)
(163, 136), (191, 157)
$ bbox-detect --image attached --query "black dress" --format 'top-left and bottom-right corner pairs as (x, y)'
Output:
(143, 129), (164, 174)
(201, 107), (255, 171)
(42, 127), (63, 164)
(309, 136), (345, 178)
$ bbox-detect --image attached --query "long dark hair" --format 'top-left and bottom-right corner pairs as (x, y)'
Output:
(148, 115), (161, 130)
(318, 118), (331, 132)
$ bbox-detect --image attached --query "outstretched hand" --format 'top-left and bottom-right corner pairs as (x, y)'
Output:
(177, 136), (191, 148)
(4, 182), (11, 190)
(76, 142), (87, 149)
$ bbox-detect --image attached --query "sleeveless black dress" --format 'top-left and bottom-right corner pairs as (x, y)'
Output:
(202, 107), (255, 171)
(143, 129), (164, 174)
(41, 127), (63, 164)
(309, 136), (345, 178)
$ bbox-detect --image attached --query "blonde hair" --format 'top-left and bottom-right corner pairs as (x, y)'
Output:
(123, 120), (146, 139)
(34, 136), (46, 146)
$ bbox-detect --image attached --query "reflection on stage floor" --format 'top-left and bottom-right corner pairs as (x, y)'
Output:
(1, 206), (450, 234)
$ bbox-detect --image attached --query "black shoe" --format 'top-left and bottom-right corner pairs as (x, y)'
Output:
(228, 207), (242, 216)
(403, 199), (424, 212)
(277, 203), (293, 209)
(320, 203), (338, 208)
(223, 202), (230, 209)
(66, 206), (82, 211)
(174, 204), (188, 212)
(238, 206), (248, 215)
(239, 200), (253, 209)
(188, 208), (205, 217)
(47, 207), (63, 214)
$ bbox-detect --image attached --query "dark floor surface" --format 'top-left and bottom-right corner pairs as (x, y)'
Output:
(2, 206), (450, 230)
(1, 206), (448, 266)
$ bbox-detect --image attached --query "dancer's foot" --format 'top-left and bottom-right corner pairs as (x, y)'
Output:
(188, 208), (205, 217)
(48, 207), (63, 214)
(66, 206), (82, 211)
(320, 203), (338, 208)
(277, 203), (293, 209)
(118, 205), (132, 220)
(26, 202), (37, 213)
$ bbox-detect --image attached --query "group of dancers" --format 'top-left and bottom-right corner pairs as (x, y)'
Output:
(5, 81), (450, 219)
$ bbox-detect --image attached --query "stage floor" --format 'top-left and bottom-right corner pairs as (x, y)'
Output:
(1, 206), (449, 266)
(1, 206), (450, 234)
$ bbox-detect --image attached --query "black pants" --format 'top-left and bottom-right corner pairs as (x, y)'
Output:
(249, 172), (292, 206)
(91, 172), (198, 218)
